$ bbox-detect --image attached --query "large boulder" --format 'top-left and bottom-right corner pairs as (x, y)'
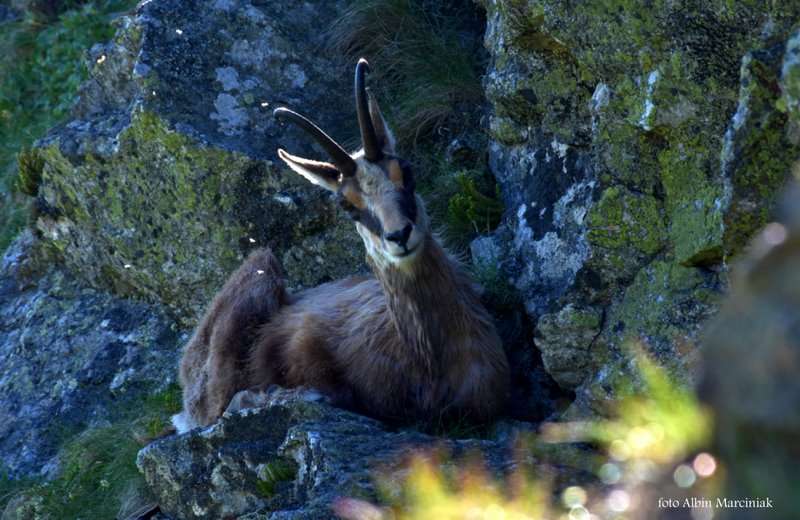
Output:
(475, 1), (800, 413)
(137, 388), (514, 519)
(1, 0), (372, 493)
(0, 232), (180, 478)
(26, 0), (367, 327)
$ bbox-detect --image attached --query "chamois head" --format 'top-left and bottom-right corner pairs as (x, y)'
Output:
(274, 59), (428, 267)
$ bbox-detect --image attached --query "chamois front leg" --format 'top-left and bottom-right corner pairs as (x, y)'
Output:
(173, 248), (288, 433)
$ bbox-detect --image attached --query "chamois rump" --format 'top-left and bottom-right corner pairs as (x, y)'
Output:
(172, 59), (509, 433)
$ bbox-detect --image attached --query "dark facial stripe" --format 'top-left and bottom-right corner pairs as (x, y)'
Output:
(357, 207), (384, 237)
(397, 159), (417, 222)
(338, 193), (383, 236)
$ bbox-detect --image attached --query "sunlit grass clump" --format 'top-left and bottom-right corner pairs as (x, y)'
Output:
(542, 352), (712, 464)
(337, 350), (718, 520)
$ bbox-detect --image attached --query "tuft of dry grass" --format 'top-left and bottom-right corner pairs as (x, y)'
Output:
(328, 0), (484, 146)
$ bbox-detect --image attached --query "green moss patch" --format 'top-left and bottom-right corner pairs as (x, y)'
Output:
(587, 186), (666, 258)
(37, 109), (253, 322)
(658, 144), (724, 266)
(255, 459), (298, 498)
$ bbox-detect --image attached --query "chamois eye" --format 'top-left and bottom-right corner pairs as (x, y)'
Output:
(337, 194), (359, 220)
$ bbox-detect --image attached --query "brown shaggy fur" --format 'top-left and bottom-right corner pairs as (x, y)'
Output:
(174, 232), (509, 430)
(175, 249), (288, 429)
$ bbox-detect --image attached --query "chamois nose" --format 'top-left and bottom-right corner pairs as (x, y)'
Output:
(385, 224), (412, 248)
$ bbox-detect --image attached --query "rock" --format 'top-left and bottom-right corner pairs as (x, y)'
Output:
(29, 0), (367, 326)
(0, 233), (181, 478)
(477, 0), (800, 409)
(137, 388), (512, 519)
(720, 41), (798, 257)
(534, 304), (602, 390)
(701, 183), (800, 518)
(585, 185), (667, 283)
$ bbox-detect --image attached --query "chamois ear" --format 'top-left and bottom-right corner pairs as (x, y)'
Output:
(277, 148), (341, 192)
(367, 88), (396, 155)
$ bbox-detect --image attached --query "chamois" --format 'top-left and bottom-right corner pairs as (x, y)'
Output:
(172, 59), (509, 433)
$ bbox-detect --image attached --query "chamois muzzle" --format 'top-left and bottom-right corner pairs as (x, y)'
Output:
(273, 107), (356, 177)
(355, 58), (382, 162)
(385, 224), (413, 250)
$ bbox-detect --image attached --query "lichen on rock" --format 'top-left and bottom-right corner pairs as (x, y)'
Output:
(30, 0), (367, 326)
(0, 231), (181, 479)
(479, 0), (800, 411)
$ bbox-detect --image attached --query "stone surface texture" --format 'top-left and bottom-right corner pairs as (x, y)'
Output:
(0, 231), (180, 479)
(474, 1), (800, 415)
(137, 388), (512, 520)
(29, 0), (366, 326)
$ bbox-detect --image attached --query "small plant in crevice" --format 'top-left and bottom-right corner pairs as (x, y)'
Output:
(446, 172), (503, 243)
(416, 159), (504, 253)
(16, 148), (44, 197)
(255, 459), (298, 498)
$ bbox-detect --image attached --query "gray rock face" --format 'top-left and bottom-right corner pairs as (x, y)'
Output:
(137, 388), (511, 520)
(534, 304), (602, 389)
(30, 0), (367, 326)
(476, 1), (800, 411)
(0, 232), (181, 478)
(486, 134), (595, 318)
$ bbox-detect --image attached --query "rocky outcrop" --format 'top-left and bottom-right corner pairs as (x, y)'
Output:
(0, 231), (180, 479)
(475, 1), (800, 414)
(25, 0), (367, 327)
(137, 388), (514, 520)
(1, 0), (374, 505)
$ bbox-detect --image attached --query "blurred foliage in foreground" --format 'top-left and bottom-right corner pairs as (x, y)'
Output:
(0, 0), (135, 252)
(336, 349), (720, 520)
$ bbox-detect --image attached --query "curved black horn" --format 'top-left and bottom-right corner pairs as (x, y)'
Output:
(355, 58), (382, 162)
(273, 107), (356, 177)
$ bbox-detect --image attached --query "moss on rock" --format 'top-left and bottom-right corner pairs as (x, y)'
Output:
(585, 185), (666, 283)
(34, 106), (365, 325)
(658, 144), (724, 266)
(26, 0), (369, 326)
(720, 44), (800, 259)
(604, 260), (717, 372)
(36, 109), (254, 323)
(780, 29), (800, 134)
(587, 186), (665, 254)
(534, 304), (603, 389)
